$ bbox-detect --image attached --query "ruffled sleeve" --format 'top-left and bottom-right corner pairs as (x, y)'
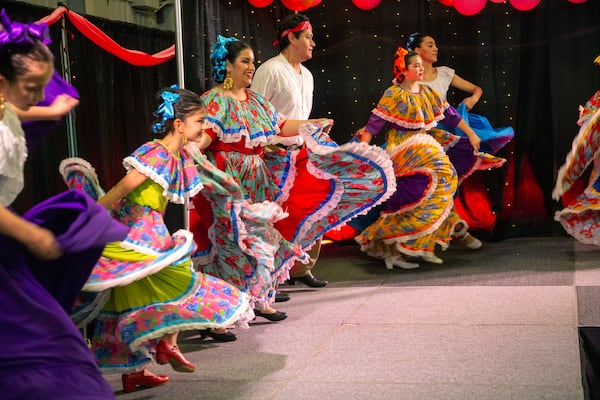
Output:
(580, 90), (600, 125)
(122, 140), (203, 204)
(0, 105), (28, 207)
(200, 88), (286, 149)
(371, 84), (449, 131)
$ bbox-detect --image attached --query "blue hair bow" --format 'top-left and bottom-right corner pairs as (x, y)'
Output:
(210, 35), (239, 83)
(0, 8), (51, 49)
(406, 32), (419, 50)
(152, 84), (180, 134)
(210, 35), (239, 63)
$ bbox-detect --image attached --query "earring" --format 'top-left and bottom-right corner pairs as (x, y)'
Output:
(0, 93), (4, 120)
(223, 72), (233, 90)
(181, 132), (188, 145)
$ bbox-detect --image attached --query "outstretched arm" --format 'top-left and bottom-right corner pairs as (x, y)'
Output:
(15, 94), (79, 121)
(450, 74), (482, 111)
(279, 118), (334, 136)
(456, 118), (481, 152)
(97, 169), (147, 209)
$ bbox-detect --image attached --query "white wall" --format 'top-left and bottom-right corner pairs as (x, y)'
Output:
(19, 0), (175, 31)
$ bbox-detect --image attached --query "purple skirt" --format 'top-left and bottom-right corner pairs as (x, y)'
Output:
(0, 190), (128, 399)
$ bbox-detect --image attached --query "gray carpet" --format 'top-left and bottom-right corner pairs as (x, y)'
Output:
(103, 236), (596, 399)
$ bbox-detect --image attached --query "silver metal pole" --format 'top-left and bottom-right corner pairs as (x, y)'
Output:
(174, 0), (185, 89)
(60, 12), (78, 157)
(173, 0), (190, 230)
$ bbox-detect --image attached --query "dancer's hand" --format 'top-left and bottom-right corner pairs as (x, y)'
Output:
(23, 225), (63, 260)
(462, 96), (478, 111)
(354, 126), (372, 143)
(577, 105), (584, 126)
(47, 94), (80, 120)
(468, 134), (481, 153)
(313, 118), (333, 133)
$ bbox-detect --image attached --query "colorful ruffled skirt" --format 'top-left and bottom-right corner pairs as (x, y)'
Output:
(553, 93), (600, 246)
(60, 158), (251, 372)
(355, 133), (457, 259)
(348, 121), (507, 242)
(445, 102), (514, 155)
(190, 124), (396, 305)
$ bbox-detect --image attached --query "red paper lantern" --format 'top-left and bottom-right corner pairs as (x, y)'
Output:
(351, 0), (382, 10)
(509, 0), (541, 11)
(439, 0), (454, 6)
(454, 0), (486, 15)
(567, 0), (587, 3)
(489, 0), (505, 3)
(280, 0), (319, 11)
(248, 0), (273, 7)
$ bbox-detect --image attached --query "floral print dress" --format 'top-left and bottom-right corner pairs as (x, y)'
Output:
(190, 88), (397, 307)
(60, 140), (251, 372)
(553, 90), (600, 246)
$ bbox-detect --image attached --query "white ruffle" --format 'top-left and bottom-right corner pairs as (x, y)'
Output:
(58, 157), (106, 199)
(0, 104), (27, 207)
(285, 123), (398, 251)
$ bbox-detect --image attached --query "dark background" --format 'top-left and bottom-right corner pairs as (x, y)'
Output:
(5, 0), (600, 240)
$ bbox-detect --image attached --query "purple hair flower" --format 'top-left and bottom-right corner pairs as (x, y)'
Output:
(0, 8), (52, 50)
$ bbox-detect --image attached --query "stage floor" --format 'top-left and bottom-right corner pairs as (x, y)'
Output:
(105, 236), (596, 399)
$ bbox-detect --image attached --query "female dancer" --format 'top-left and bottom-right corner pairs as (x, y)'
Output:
(60, 86), (252, 392)
(190, 36), (396, 320)
(552, 55), (600, 245)
(407, 32), (514, 247)
(406, 32), (514, 154)
(0, 9), (126, 399)
(355, 47), (503, 267)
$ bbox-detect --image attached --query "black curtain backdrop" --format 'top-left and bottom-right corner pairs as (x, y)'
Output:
(5, 1), (178, 224)
(4, 0), (600, 239)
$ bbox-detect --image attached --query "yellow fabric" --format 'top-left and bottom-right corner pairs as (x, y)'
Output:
(127, 179), (168, 212)
(375, 84), (446, 130)
(102, 241), (154, 262)
(104, 259), (195, 312)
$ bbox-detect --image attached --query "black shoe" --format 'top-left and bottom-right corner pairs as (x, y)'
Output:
(253, 309), (288, 322)
(287, 273), (328, 288)
(275, 291), (290, 303)
(199, 329), (237, 342)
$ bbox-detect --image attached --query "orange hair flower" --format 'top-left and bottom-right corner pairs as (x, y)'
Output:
(393, 46), (409, 81)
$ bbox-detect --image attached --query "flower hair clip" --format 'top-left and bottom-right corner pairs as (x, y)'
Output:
(0, 8), (51, 49)
(152, 84), (180, 134)
(392, 46), (409, 80)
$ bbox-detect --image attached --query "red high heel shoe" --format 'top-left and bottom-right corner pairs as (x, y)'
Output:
(121, 369), (169, 393)
(156, 340), (195, 373)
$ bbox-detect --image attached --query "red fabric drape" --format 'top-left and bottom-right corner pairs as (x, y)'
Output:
(37, 7), (174, 67)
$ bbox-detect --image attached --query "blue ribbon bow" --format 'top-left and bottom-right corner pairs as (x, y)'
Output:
(152, 84), (180, 134)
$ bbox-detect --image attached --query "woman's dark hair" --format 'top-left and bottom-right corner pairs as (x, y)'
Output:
(0, 40), (54, 82)
(210, 38), (251, 83)
(276, 13), (311, 53)
(151, 87), (206, 134)
(406, 32), (431, 51)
